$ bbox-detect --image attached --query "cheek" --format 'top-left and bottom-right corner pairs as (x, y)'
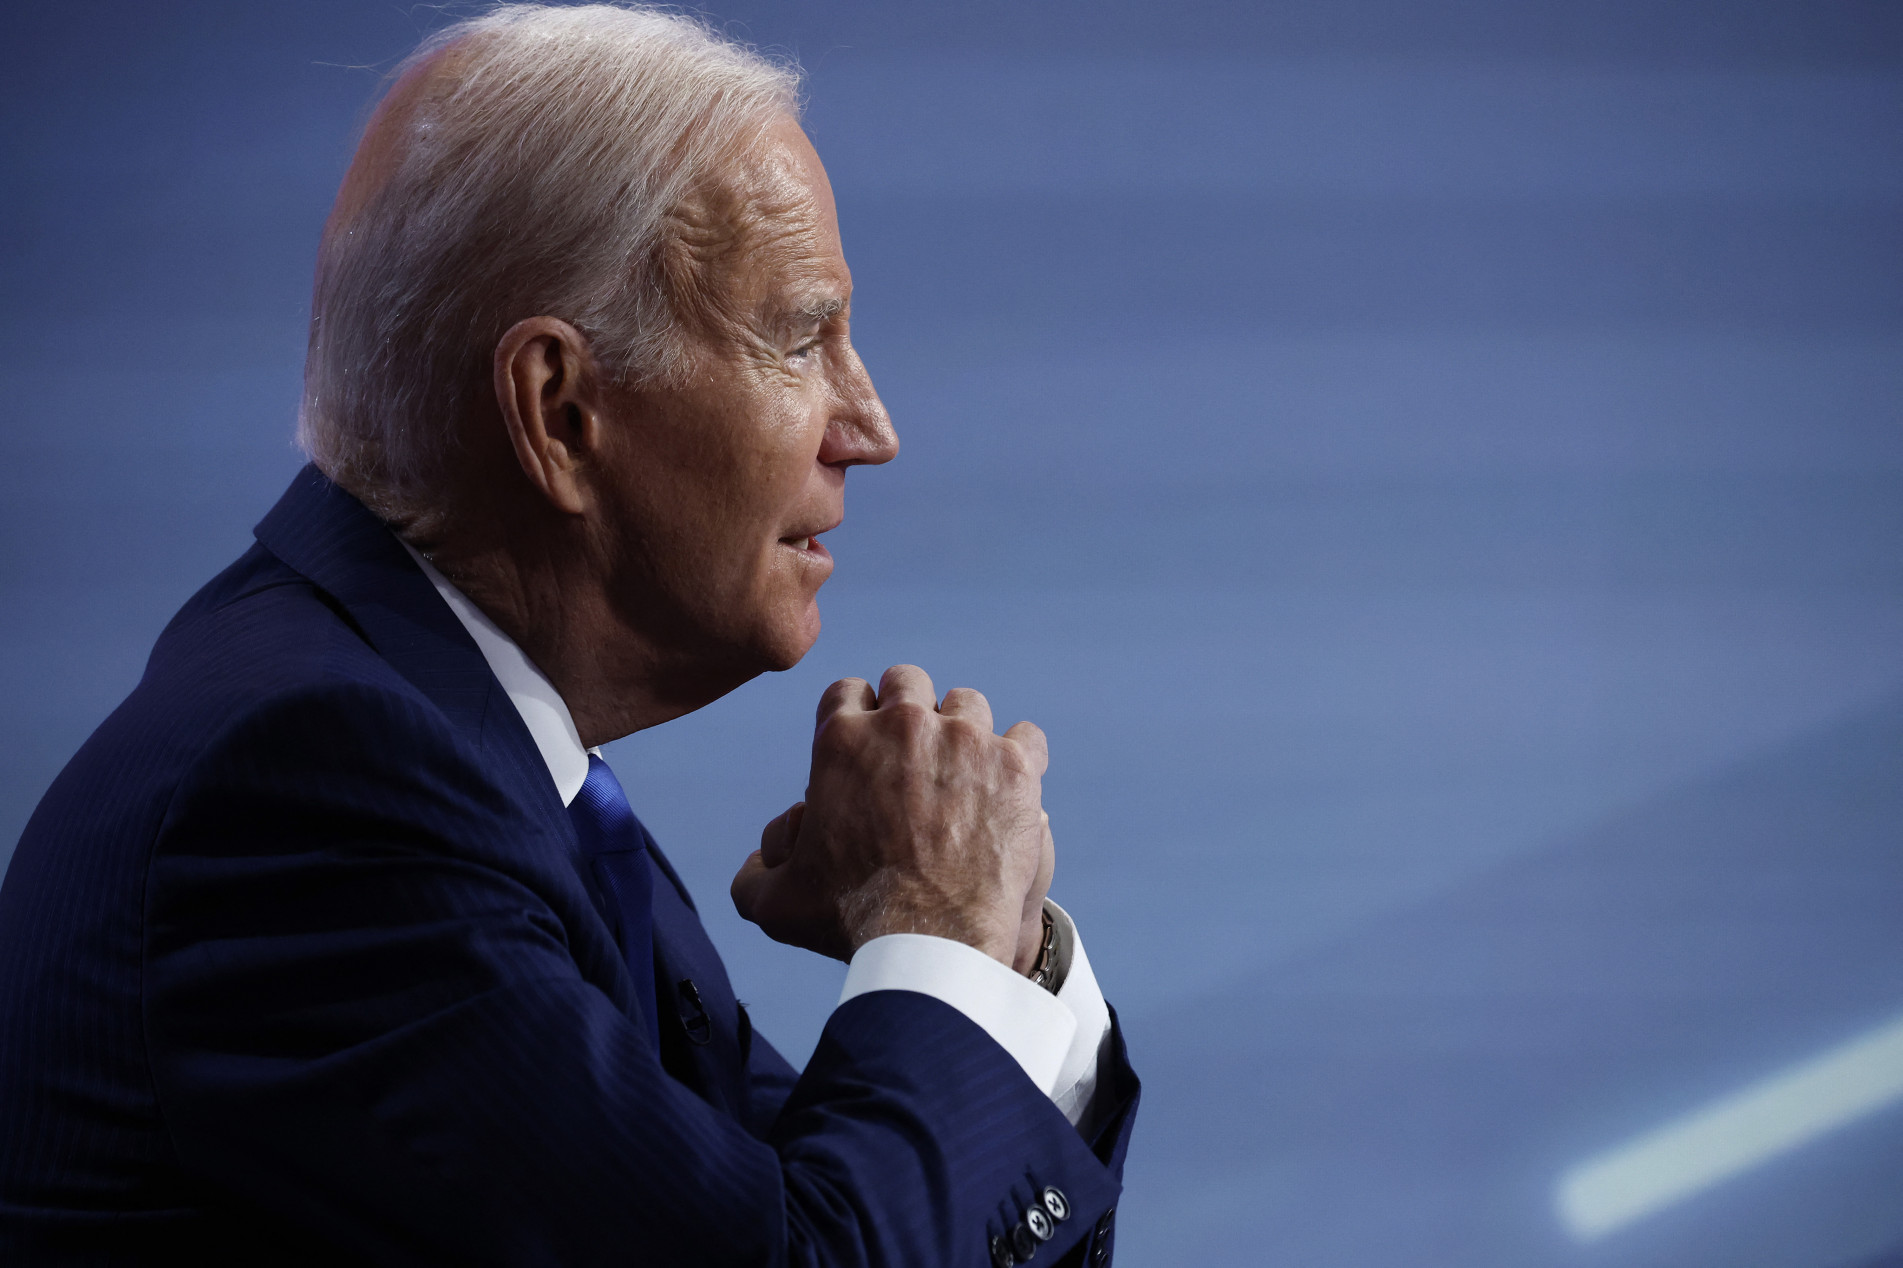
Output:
(663, 440), (809, 616)
(637, 370), (829, 600)
(659, 411), (798, 542)
(738, 411), (828, 534)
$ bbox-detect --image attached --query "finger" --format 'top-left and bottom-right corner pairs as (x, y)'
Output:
(937, 686), (994, 733)
(729, 849), (769, 922)
(817, 676), (877, 729)
(1013, 817), (1059, 974)
(758, 801), (805, 868)
(1002, 719), (1049, 776)
(1024, 813), (1055, 916)
(877, 663), (937, 711)
(729, 852), (855, 962)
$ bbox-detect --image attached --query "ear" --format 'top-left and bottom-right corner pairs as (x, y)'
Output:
(493, 316), (604, 515)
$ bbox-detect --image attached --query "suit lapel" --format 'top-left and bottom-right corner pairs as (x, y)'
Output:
(252, 467), (753, 1113)
(643, 831), (751, 1117)
(251, 466), (577, 867)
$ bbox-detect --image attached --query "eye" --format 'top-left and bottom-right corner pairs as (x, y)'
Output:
(788, 336), (824, 361)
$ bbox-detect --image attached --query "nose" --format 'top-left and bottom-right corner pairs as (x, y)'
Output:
(819, 342), (898, 469)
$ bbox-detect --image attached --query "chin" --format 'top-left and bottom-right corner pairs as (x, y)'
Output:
(754, 601), (823, 672)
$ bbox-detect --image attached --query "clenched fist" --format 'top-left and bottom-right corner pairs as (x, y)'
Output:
(730, 664), (1055, 973)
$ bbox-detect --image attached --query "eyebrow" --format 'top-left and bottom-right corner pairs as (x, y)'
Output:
(760, 293), (845, 341)
(796, 295), (846, 323)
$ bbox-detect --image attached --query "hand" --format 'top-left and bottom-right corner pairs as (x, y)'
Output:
(1011, 810), (1056, 975)
(730, 664), (1053, 968)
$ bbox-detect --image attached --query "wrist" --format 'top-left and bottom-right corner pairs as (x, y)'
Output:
(845, 886), (1022, 968)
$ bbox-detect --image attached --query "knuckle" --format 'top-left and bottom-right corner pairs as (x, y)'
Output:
(882, 700), (935, 732)
(948, 724), (1006, 774)
(821, 677), (867, 710)
(999, 739), (1037, 777)
(940, 714), (984, 745)
(813, 713), (859, 756)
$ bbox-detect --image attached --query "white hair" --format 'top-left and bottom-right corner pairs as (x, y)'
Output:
(297, 3), (801, 523)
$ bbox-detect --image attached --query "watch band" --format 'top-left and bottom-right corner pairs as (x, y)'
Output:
(1028, 907), (1058, 991)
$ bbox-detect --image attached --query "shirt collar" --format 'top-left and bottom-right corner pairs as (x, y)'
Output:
(400, 542), (593, 807)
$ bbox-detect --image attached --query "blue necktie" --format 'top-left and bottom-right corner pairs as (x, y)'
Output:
(567, 755), (660, 1047)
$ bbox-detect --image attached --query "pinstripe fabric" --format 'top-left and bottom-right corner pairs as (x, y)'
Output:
(0, 466), (1139, 1265)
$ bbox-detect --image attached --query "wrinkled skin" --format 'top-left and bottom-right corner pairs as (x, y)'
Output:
(733, 664), (1057, 971)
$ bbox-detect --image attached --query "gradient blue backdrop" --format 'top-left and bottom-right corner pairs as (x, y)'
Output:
(4, 3), (1900, 1264)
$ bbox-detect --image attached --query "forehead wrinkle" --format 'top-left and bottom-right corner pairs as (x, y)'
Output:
(663, 163), (834, 339)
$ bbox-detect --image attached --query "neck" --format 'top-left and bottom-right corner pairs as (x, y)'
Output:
(402, 505), (754, 748)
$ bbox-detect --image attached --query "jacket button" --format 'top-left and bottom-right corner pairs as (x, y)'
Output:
(1040, 1186), (1071, 1222)
(1025, 1205), (1054, 1241)
(990, 1233), (1017, 1268)
(1011, 1221), (1041, 1259)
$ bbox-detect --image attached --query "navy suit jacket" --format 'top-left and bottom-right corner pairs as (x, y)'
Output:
(0, 468), (1138, 1266)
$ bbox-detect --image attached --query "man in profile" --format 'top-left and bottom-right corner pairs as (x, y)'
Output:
(0, 5), (1137, 1265)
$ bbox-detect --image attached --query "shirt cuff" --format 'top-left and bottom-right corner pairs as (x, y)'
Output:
(1046, 900), (1113, 1126)
(839, 930), (1078, 1095)
(836, 900), (1113, 1129)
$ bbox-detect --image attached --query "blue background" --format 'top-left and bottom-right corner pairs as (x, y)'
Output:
(3, 2), (1900, 1263)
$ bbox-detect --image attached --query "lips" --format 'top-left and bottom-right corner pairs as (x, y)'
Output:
(780, 517), (842, 553)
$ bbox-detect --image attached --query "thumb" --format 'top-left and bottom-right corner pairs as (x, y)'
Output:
(730, 849), (772, 923)
(759, 801), (805, 868)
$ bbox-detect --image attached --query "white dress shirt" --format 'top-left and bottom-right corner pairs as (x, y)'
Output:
(404, 546), (1112, 1127)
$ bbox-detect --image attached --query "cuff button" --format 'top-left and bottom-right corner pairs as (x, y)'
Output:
(1040, 1186), (1071, 1222)
(1011, 1221), (1041, 1259)
(990, 1233), (1017, 1268)
(1026, 1205), (1055, 1241)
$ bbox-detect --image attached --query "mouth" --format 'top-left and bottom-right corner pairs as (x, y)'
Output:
(779, 524), (838, 564)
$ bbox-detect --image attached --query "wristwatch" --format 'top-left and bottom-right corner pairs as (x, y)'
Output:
(1028, 907), (1060, 992)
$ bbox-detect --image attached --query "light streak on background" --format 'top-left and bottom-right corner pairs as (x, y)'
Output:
(1559, 1013), (1903, 1241)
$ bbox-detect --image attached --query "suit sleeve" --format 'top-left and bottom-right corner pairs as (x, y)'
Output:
(739, 1006), (801, 1137)
(143, 681), (1131, 1266)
